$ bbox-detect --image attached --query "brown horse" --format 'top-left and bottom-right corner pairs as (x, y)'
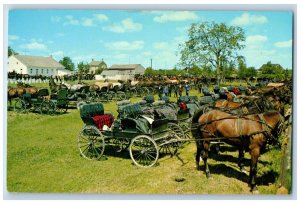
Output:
(8, 87), (25, 107)
(193, 109), (284, 192)
(214, 99), (242, 109)
(17, 82), (38, 96)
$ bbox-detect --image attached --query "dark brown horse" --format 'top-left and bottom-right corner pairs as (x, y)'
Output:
(192, 109), (284, 192)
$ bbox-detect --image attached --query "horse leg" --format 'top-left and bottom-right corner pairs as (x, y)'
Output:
(238, 148), (246, 173)
(249, 146), (260, 193)
(195, 141), (202, 170)
(202, 141), (211, 178)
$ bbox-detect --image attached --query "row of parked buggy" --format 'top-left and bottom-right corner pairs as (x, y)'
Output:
(12, 85), (130, 115)
(77, 94), (216, 167)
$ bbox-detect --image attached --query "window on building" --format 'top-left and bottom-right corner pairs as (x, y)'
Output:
(47, 69), (49, 74)
(36, 69), (38, 75)
(30, 69), (33, 74)
(41, 69), (44, 74)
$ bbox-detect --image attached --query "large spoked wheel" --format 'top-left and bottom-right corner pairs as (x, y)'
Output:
(118, 92), (127, 101)
(40, 101), (56, 115)
(14, 99), (27, 113)
(179, 122), (192, 139)
(129, 135), (159, 168)
(159, 129), (182, 155)
(78, 125), (105, 160)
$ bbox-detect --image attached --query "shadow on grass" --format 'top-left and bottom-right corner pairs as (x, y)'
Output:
(209, 149), (272, 167)
(199, 154), (278, 186)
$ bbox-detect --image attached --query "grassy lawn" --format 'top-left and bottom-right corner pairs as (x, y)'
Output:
(6, 87), (284, 194)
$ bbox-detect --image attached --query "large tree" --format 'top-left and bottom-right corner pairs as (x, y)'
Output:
(179, 21), (245, 85)
(8, 46), (18, 57)
(59, 56), (75, 71)
(77, 61), (90, 74)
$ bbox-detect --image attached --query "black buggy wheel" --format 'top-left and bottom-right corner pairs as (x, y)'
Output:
(129, 135), (159, 167)
(14, 99), (27, 113)
(159, 127), (182, 155)
(78, 125), (105, 160)
(40, 101), (56, 115)
(179, 122), (192, 139)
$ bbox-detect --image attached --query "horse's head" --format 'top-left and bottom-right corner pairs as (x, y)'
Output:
(264, 112), (285, 145)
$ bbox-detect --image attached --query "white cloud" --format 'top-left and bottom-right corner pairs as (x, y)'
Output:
(274, 40), (293, 48)
(245, 35), (267, 48)
(21, 42), (48, 51)
(105, 41), (144, 51)
(94, 14), (109, 22)
(50, 50), (64, 58)
(81, 18), (95, 27)
(103, 18), (142, 33)
(153, 11), (198, 23)
(231, 13), (268, 26)
(9, 35), (19, 41)
(64, 15), (80, 26)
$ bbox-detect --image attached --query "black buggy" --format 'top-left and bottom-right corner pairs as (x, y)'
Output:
(78, 102), (182, 167)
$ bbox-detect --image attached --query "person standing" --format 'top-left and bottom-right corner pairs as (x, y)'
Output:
(163, 84), (169, 96)
(179, 84), (183, 97)
(174, 84), (178, 98)
(169, 84), (173, 97)
(185, 83), (190, 96)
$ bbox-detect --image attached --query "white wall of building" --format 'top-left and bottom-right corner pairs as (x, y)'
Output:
(27, 67), (56, 76)
(8, 56), (28, 74)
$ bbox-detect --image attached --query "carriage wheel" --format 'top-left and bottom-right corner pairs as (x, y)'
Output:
(159, 128), (182, 155)
(40, 101), (55, 114)
(118, 93), (126, 101)
(148, 87), (154, 95)
(179, 122), (192, 139)
(78, 125), (105, 160)
(49, 101), (57, 115)
(107, 92), (114, 101)
(142, 87), (149, 95)
(129, 135), (159, 167)
(14, 99), (27, 113)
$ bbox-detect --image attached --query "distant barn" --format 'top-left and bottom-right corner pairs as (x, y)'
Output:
(89, 58), (107, 74)
(95, 64), (145, 80)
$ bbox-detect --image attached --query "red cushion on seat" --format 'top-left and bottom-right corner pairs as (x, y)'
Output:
(92, 115), (114, 130)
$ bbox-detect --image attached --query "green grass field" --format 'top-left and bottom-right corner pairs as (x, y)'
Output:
(6, 86), (285, 195)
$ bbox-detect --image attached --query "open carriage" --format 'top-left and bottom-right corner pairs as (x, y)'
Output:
(14, 88), (69, 114)
(78, 102), (182, 167)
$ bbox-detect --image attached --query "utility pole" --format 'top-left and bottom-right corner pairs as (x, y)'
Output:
(150, 58), (152, 68)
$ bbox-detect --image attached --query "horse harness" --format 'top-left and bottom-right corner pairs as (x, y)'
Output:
(191, 113), (279, 144)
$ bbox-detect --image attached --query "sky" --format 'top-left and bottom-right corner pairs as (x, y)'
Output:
(7, 10), (293, 70)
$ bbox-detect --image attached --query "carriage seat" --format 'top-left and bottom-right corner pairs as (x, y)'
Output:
(117, 100), (131, 107)
(118, 103), (142, 119)
(92, 114), (114, 130)
(134, 100), (147, 106)
(143, 95), (155, 104)
(29, 88), (49, 102)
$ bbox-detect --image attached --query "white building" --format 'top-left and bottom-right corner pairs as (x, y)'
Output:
(95, 64), (145, 80)
(8, 55), (66, 77)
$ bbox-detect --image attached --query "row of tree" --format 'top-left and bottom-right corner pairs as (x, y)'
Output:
(8, 21), (292, 81)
